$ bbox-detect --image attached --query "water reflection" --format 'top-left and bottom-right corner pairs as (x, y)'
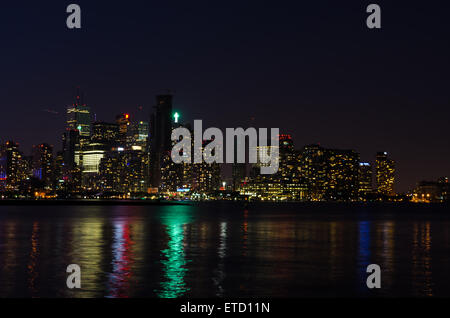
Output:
(357, 220), (371, 292)
(28, 221), (39, 296)
(0, 204), (449, 297)
(213, 222), (227, 296)
(107, 220), (135, 298)
(412, 222), (433, 296)
(155, 206), (193, 298)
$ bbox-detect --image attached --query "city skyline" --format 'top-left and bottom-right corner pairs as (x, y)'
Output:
(0, 88), (447, 194)
(1, 2), (450, 192)
(0, 89), (448, 201)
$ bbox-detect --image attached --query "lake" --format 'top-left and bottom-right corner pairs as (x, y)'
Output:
(0, 202), (449, 298)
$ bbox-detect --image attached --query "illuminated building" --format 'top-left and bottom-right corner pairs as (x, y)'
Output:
(232, 163), (246, 191)
(32, 143), (53, 190)
(375, 152), (395, 195)
(75, 142), (106, 174)
(412, 177), (449, 203)
(116, 113), (130, 145)
(231, 133), (248, 191)
(99, 148), (148, 194)
(74, 122), (119, 189)
(62, 129), (79, 170)
(191, 144), (221, 194)
(99, 150), (124, 193)
(299, 144), (327, 201)
(150, 94), (174, 188)
(53, 151), (65, 191)
(128, 121), (149, 149)
(0, 141), (29, 191)
(123, 149), (149, 193)
(438, 177), (449, 202)
(66, 90), (91, 138)
(91, 122), (119, 145)
(324, 149), (359, 201)
(358, 162), (373, 196)
(243, 135), (306, 201)
(160, 152), (184, 193)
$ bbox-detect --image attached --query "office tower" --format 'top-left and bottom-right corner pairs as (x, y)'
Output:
(32, 143), (54, 189)
(0, 141), (28, 191)
(116, 113), (130, 146)
(299, 144), (327, 201)
(358, 162), (373, 196)
(278, 134), (300, 183)
(159, 122), (191, 194)
(124, 149), (149, 193)
(91, 122), (119, 145)
(75, 141), (106, 174)
(232, 163), (246, 191)
(325, 149), (360, 201)
(53, 151), (65, 190)
(62, 129), (79, 169)
(150, 94), (173, 188)
(242, 134), (305, 201)
(375, 152), (395, 195)
(99, 150), (124, 193)
(160, 152), (184, 193)
(74, 122), (119, 188)
(67, 90), (91, 138)
(191, 139), (221, 194)
(128, 121), (149, 149)
(99, 148), (148, 194)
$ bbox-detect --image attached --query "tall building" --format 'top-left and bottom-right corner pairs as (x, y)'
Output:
(32, 143), (54, 189)
(325, 149), (360, 201)
(150, 94), (174, 188)
(62, 129), (79, 169)
(358, 162), (373, 195)
(99, 148), (148, 194)
(0, 141), (29, 191)
(116, 113), (130, 146)
(191, 139), (221, 194)
(232, 163), (246, 191)
(91, 122), (119, 145)
(128, 121), (149, 149)
(66, 90), (91, 138)
(242, 134), (306, 201)
(299, 144), (327, 201)
(375, 152), (395, 195)
(75, 122), (119, 189)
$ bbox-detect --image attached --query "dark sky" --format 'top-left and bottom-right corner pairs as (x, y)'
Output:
(1, 1), (449, 192)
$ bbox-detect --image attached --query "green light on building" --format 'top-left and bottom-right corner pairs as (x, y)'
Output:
(173, 112), (180, 124)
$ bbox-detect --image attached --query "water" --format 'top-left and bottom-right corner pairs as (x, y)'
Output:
(0, 202), (449, 298)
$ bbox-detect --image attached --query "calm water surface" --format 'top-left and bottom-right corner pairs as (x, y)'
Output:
(0, 202), (449, 298)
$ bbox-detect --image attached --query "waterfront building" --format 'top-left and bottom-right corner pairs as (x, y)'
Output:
(375, 152), (395, 195)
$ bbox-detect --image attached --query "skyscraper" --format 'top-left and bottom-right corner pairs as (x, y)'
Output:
(67, 90), (91, 138)
(375, 152), (395, 195)
(300, 144), (327, 201)
(116, 113), (130, 146)
(150, 94), (173, 188)
(325, 149), (360, 201)
(0, 141), (29, 191)
(32, 143), (53, 189)
(358, 162), (373, 195)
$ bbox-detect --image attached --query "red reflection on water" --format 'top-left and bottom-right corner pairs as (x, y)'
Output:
(108, 220), (135, 298)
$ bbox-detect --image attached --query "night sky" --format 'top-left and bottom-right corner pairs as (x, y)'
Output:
(1, 1), (449, 192)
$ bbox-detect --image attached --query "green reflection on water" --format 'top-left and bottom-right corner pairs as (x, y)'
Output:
(155, 205), (193, 298)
